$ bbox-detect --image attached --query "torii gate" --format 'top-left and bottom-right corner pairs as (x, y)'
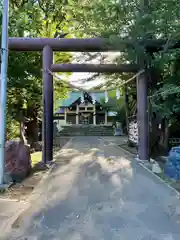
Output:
(7, 37), (172, 164)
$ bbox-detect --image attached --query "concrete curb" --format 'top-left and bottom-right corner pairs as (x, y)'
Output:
(94, 136), (180, 197)
(2, 137), (73, 236)
(115, 143), (180, 197)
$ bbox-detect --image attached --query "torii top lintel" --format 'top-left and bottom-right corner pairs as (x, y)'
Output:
(8, 37), (129, 52)
(8, 37), (179, 52)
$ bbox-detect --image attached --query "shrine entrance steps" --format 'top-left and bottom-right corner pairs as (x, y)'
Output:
(56, 125), (114, 136)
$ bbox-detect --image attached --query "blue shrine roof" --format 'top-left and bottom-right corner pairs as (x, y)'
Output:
(56, 91), (105, 107)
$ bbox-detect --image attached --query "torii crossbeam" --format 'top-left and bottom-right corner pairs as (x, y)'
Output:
(8, 37), (180, 52)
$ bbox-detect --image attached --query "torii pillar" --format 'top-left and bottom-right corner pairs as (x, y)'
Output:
(137, 69), (149, 161)
(42, 45), (53, 163)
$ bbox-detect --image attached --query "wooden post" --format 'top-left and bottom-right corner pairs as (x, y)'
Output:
(105, 112), (108, 125)
(93, 105), (96, 125)
(65, 108), (67, 124)
(76, 105), (79, 124)
(42, 45), (53, 163)
(137, 69), (149, 161)
(124, 85), (129, 134)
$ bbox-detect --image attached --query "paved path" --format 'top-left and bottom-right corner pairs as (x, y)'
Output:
(4, 137), (180, 240)
(0, 199), (24, 236)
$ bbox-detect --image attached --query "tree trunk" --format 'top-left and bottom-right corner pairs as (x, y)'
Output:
(25, 104), (40, 150)
(26, 118), (39, 149)
(163, 119), (169, 153)
(20, 121), (27, 145)
(149, 116), (161, 158)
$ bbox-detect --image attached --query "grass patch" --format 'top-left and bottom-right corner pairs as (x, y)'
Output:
(30, 137), (70, 168)
(156, 171), (180, 192)
(31, 151), (42, 167)
(156, 171), (174, 185)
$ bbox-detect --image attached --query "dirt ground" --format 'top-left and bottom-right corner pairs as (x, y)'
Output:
(0, 137), (70, 201)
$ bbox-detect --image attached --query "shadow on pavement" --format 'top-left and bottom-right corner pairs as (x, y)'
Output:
(4, 137), (180, 240)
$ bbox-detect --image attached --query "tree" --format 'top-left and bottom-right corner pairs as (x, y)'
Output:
(66, 0), (180, 154)
(99, 90), (128, 132)
(3, 0), (180, 151)
(67, 0), (180, 85)
(1, 0), (75, 146)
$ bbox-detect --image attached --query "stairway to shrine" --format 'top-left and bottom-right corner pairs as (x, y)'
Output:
(56, 125), (114, 136)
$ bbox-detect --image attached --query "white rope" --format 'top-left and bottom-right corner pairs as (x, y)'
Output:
(81, 91), (85, 103)
(47, 68), (145, 93)
(116, 89), (120, 99)
(104, 90), (108, 103)
(91, 93), (96, 104)
(50, 68), (180, 103)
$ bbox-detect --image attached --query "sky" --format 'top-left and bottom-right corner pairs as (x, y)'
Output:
(68, 51), (121, 89)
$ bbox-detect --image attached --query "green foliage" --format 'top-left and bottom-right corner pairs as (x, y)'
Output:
(100, 90), (124, 110)
(2, 0), (76, 139)
(68, 0), (180, 122)
(68, 0), (180, 39)
(2, 0), (180, 139)
(99, 90), (126, 124)
(6, 116), (19, 140)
